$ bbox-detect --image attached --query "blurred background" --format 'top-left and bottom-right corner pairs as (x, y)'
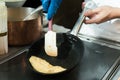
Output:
(6, 0), (120, 42)
(23, 0), (41, 8)
(23, 0), (84, 29)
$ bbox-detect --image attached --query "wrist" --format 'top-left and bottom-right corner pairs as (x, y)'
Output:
(110, 7), (120, 19)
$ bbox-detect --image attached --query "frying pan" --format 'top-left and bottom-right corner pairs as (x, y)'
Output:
(26, 14), (84, 75)
(25, 0), (92, 74)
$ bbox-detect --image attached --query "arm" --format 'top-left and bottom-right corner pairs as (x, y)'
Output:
(41, 0), (62, 20)
(111, 7), (120, 18)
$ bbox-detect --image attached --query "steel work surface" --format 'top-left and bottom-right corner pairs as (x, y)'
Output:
(0, 40), (120, 80)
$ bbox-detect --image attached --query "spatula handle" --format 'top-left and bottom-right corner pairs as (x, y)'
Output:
(48, 19), (53, 31)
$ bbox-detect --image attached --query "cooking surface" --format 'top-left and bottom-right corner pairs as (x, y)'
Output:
(0, 40), (120, 80)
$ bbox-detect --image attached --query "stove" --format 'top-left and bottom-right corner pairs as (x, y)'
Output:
(0, 35), (120, 80)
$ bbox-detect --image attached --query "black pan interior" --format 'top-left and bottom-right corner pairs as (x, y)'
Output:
(26, 33), (84, 75)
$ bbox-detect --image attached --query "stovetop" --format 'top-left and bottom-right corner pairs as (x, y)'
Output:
(0, 39), (120, 80)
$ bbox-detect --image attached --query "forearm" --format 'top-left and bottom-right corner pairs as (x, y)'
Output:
(110, 7), (120, 19)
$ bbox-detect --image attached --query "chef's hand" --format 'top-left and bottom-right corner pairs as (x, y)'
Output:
(41, 0), (62, 20)
(84, 6), (115, 24)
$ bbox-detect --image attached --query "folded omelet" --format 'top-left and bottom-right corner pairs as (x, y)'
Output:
(29, 56), (66, 74)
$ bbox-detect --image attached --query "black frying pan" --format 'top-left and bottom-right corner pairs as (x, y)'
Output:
(26, 32), (84, 75)
(26, 5), (87, 75)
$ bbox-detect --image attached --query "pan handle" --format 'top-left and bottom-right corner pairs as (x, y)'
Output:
(70, 0), (97, 36)
(23, 6), (43, 21)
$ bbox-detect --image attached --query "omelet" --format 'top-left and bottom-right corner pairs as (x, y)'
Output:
(29, 56), (66, 74)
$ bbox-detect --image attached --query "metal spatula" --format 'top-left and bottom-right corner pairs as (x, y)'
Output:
(45, 19), (58, 57)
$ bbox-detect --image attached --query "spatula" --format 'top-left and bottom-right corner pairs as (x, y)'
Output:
(44, 19), (58, 57)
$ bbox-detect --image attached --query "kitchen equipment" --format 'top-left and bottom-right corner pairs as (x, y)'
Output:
(25, 8), (84, 74)
(25, 1), (96, 75)
(5, 0), (26, 7)
(24, 5), (58, 56)
(23, 6), (43, 21)
(0, 1), (8, 55)
(26, 32), (84, 75)
(8, 7), (43, 46)
(45, 19), (58, 57)
(1, 38), (120, 80)
(1, 1), (120, 80)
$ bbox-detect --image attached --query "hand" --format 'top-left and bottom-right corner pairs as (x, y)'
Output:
(41, 0), (62, 20)
(84, 6), (114, 24)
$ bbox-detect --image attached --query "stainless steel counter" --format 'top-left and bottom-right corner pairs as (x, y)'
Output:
(0, 39), (120, 80)
(0, 46), (29, 64)
(1, 18), (120, 80)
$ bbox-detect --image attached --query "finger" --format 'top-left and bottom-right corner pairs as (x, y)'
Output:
(84, 8), (101, 17)
(84, 18), (97, 24)
(85, 14), (103, 24)
(41, 0), (50, 12)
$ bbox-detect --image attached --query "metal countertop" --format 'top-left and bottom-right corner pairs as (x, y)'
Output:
(0, 40), (120, 80)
